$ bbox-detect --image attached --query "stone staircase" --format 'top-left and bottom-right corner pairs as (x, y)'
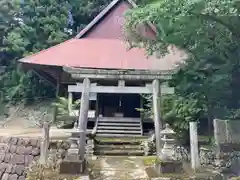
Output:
(96, 117), (143, 137)
(94, 138), (145, 156)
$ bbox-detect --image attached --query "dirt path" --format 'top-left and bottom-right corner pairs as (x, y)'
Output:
(0, 128), (80, 140)
(90, 156), (148, 180)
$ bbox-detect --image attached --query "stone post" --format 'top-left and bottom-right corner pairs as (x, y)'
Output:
(213, 119), (221, 166)
(152, 79), (163, 157)
(189, 122), (200, 170)
(225, 120), (231, 143)
(39, 122), (50, 164)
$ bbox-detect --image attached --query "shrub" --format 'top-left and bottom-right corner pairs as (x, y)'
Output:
(26, 157), (79, 180)
(52, 97), (81, 127)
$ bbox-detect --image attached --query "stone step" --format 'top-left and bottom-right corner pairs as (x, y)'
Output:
(98, 118), (141, 123)
(96, 138), (143, 145)
(96, 133), (142, 137)
(97, 126), (141, 130)
(95, 144), (142, 150)
(98, 122), (140, 126)
(94, 149), (144, 156)
(96, 117), (142, 138)
(97, 130), (141, 134)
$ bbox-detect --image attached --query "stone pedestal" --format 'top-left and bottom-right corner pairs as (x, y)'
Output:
(60, 158), (86, 174)
(155, 161), (183, 174)
(60, 130), (87, 174)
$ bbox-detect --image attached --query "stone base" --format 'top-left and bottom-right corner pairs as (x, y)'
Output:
(60, 159), (86, 174)
(64, 153), (80, 162)
(155, 160), (183, 174)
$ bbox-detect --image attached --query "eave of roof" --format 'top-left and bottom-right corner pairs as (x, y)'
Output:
(19, 38), (186, 71)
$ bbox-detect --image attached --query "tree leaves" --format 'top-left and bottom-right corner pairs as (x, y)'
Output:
(125, 0), (240, 141)
(1, 0), (111, 103)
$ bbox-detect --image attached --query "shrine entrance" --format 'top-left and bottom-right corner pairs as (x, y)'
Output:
(98, 93), (141, 118)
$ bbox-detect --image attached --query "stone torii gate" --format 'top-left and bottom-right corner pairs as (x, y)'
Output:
(63, 67), (175, 160)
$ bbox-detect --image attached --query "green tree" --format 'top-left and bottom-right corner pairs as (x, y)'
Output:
(1, 0), (111, 103)
(124, 0), (240, 139)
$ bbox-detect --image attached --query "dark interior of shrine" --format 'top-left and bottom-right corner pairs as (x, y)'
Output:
(98, 93), (141, 118)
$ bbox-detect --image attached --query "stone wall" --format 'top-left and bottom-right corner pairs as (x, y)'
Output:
(0, 136), (70, 180)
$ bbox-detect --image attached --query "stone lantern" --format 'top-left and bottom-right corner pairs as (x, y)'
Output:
(155, 124), (183, 174)
(160, 124), (176, 161)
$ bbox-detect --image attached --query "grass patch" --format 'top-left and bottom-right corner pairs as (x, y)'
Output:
(143, 156), (158, 166)
(26, 160), (80, 180)
(95, 137), (147, 145)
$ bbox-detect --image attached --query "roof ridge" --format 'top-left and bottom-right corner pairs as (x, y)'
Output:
(75, 0), (121, 39)
(75, 0), (152, 39)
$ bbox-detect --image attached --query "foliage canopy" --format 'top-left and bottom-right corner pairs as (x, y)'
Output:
(0, 0), (110, 104)
(125, 0), (240, 139)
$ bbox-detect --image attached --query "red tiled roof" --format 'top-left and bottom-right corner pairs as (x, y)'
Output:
(19, 0), (186, 71)
(19, 38), (185, 71)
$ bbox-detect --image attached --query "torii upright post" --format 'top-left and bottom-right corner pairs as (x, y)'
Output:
(152, 79), (163, 157)
(59, 78), (90, 175)
(78, 78), (91, 161)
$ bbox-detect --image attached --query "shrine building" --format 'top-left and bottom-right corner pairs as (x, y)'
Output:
(19, 0), (186, 137)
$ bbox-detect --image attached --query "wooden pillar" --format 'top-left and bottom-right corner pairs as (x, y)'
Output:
(53, 77), (60, 122)
(118, 80), (125, 86)
(95, 94), (99, 117)
(78, 78), (91, 161)
(118, 80), (125, 113)
(152, 79), (163, 157)
(140, 96), (144, 135)
(68, 92), (73, 115)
